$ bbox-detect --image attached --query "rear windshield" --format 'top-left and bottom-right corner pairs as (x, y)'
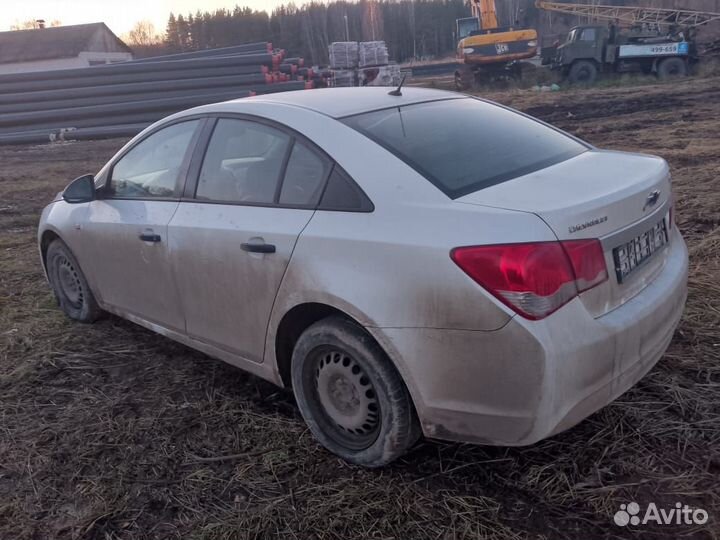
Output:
(341, 98), (587, 199)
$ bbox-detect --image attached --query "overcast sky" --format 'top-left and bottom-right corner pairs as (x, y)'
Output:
(3, 0), (291, 36)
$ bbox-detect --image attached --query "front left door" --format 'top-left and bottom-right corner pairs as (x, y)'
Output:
(168, 118), (332, 363)
(81, 119), (203, 333)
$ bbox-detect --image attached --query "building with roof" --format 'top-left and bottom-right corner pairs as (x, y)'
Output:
(0, 23), (133, 75)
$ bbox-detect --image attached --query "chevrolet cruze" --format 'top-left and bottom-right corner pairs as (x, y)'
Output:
(38, 87), (688, 467)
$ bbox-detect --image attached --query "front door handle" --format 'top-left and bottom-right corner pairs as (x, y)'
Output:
(139, 233), (161, 242)
(241, 242), (276, 254)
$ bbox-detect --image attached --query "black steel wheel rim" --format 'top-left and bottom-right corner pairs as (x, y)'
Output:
(304, 346), (381, 451)
(55, 255), (84, 309)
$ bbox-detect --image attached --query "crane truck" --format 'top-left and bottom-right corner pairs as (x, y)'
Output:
(537, 1), (720, 84)
(455, 0), (538, 89)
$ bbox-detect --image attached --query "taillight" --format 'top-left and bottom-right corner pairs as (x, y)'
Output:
(451, 240), (608, 320)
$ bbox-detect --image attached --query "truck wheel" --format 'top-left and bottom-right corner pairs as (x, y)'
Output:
(568, 60), (598, 85)
(291, 316), (421, 467)
(658, 57), (687, 79)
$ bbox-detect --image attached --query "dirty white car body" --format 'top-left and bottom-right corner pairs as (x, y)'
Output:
(38, 87), (688, 466)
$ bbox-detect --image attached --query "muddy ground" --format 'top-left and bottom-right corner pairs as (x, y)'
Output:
(1, 77), (719, 539)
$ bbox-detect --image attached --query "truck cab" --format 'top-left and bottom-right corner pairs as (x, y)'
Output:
(556, 25), (607, 66)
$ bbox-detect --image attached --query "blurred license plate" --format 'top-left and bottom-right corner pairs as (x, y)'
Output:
(613, 219), (668, 283)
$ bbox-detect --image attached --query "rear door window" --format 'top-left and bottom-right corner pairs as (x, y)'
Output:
(279, 141), (331, 206)
(196, 119), (291, 204)
(341, 98), (586, 199)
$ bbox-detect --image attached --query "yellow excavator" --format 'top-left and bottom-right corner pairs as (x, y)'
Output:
(455, 0), (538, 89)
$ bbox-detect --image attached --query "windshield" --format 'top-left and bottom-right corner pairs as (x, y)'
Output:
(341, 98), (587, 199)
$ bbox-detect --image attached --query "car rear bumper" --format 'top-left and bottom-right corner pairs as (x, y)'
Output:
(369, 226), (688, 446)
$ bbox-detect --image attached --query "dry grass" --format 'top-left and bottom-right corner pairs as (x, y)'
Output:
(1, 77), (720, 539)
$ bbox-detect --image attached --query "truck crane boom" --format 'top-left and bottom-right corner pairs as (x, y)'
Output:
(536, 1), (720, 29)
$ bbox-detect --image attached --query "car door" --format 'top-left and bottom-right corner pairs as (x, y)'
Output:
(81, 119), (203, 332)
(168, 117), (332, 363)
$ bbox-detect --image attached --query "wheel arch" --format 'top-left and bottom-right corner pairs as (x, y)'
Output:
(39, 229), (62, 274)
(271, 301), (421, 409)
(273, 302), (364, 388)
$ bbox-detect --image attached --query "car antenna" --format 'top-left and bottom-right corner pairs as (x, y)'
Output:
(388, 74), (407, 97)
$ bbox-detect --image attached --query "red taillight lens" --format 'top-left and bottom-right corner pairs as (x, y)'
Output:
(560, 239), (608, 293)
(451, 240), (608, 320)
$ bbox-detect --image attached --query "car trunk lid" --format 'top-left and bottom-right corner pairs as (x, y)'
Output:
(456, 150), (673, 317)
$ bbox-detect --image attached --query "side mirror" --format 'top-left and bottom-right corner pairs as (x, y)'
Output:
(63, 174), (96, 204)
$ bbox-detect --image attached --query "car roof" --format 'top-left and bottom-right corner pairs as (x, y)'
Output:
(198, 86), (467, 119)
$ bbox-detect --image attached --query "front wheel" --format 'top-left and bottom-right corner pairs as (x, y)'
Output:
(291, 316), (420, 467)
(568, 60), (598, 85)
(46, 239), (102, 322)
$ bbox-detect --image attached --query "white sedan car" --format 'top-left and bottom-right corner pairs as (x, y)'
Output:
(38, 87), (688, 467)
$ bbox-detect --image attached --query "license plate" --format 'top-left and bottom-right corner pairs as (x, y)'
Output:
(613, 220), (668, 283)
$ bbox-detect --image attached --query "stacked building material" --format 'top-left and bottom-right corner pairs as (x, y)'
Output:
(330, 70), (357, 87)
(327, 41), (397, 88)
(358, 41), (389, 67)
(358, 64), (401, 87)
(328, 42), (359, 69)
(0, 41), (316, 145)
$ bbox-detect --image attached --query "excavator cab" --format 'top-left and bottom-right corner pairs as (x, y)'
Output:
(455, 0), (538, 89)
(457, 17), (480, 40)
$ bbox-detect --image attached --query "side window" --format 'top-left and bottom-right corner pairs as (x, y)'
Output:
(279, 141), (331, 206)
(580, 28), (597, 41)
(110, 120), (200, 198)
(196, 119), (290, 204)
(318, 166), (374, 212)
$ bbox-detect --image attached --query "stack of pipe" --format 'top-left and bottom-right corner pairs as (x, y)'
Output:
(0, 41), (316, 145)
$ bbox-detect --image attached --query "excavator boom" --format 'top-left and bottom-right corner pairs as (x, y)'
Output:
(471, 0), (499, 30)
(536, 1), (720, 28)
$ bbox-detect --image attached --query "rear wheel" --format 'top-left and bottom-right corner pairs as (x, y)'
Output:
(46, 239), (101, 322)
(568, 60), (598, 85)
(657, 57), (687, 79)
(291, 316), (420, 467)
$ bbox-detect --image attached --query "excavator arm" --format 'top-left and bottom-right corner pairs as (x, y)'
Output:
(470, 0), (499, 30)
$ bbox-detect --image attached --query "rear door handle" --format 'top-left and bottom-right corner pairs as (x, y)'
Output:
(139, 233), (161, 242)
(241, 242), (276, 254)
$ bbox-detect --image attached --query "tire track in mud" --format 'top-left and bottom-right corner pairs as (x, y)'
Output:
(520, 83), (720, 127)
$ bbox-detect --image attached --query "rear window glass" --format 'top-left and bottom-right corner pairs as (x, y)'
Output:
(341, 98), (586, 199)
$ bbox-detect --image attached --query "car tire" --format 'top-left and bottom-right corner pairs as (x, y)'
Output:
(46, 239), (102, 323)
(657, 57), (687, 79)
(291, 316), (421, 467)
(568, 60), (598, 85)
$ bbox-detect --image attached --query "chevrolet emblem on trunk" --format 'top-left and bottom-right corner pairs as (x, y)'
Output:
(643, 190), (661, 211)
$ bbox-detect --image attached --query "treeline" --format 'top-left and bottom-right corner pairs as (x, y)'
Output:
(163, 0), (483, 64)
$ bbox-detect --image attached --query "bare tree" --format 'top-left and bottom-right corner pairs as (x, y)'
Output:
(10, 19), (53, 30)
(126, 20), (161, 47)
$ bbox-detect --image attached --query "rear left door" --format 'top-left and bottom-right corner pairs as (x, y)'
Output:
(168, 117), (332, 363)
